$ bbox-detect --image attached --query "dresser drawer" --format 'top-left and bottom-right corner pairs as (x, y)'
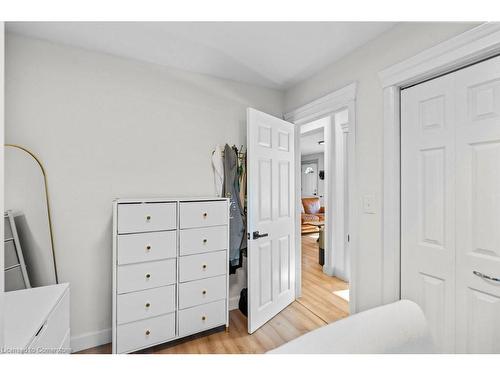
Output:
(117, 285), (175, 324)
(179, 275), (226, 309)
(118, 202), (176, 234)
(117, 231), (176, 265)
(117, 259), (176, 294)
(29, 288), (70, 353)
(179, 226), (227, 256)
(179, 250), (226, 282)
(5, 240), (19, 269)
(178, 300), (226, 337)
(117, 313), (175, 353)
(179, 201), (228, 229)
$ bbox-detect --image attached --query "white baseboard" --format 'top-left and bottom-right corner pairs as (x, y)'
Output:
(71, 328), (111, 353)
(322, 264), (335, 276)
(323, 264), (349, 282)
(229, 295), (240, 311)
(334, 269), (350, 283)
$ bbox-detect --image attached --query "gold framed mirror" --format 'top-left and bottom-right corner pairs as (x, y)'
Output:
(4, 144), (58, 287)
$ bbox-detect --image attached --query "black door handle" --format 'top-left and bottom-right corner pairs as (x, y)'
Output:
(252, 231), (269, 239)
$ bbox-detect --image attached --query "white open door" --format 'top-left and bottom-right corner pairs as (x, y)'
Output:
(247, 108), (295, 334)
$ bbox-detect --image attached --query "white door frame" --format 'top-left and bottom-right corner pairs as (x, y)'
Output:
(379, 23), (500, 304)
(284, 82), (358, 313)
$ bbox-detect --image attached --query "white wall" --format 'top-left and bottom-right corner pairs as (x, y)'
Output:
(285, 22), (480, 312)
(5, 34), (284, 350)
(0, 22), (5, 349)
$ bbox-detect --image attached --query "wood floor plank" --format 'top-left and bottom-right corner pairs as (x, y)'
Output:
(297, 234), (349, 323)
(76, 234), (349, 354)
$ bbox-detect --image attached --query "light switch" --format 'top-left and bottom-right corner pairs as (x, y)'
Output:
(363, 194), (376, 214)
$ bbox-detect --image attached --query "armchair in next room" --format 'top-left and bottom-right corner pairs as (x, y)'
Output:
(301, 197), (325, 234)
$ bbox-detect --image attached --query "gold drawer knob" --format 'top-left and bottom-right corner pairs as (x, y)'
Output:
(201, 316), (207, 321)
(202, 290), (207, 295)
(145, 330), (151, 336)
(145, 302), (151, 308)
(145, 273), (151, 279)
(203, 239), (208, 244)
(202, 264), (207, 270)
(146, 245), (151, 251)
(203, 212), (208, 218)
(146, 215), (151, 221)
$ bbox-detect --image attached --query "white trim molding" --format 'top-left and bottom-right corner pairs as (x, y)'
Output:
(379, 23), (500, 88)
(71, 328), (111, 353)
(284, 82), (358, 313)
(379, 22), (500, 304)
(285, 82), (357, 124)
(381, 86), (401, 304)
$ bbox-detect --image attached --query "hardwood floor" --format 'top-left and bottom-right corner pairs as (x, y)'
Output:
(77, 234), (349, 354)
(297, 233), (349, 323)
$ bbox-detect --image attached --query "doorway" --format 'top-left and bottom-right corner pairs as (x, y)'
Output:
(245, 84), (357, 333)
(296, 112), (350, 322)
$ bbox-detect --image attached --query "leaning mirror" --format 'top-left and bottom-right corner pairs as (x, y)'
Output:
(4, 144), (58, 290)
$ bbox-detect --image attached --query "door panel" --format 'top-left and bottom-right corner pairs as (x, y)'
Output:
(258, 159), (272, 221)
(420, 273), (446, 351)
(258, 240), (273, 307)
(278, 235), (291, 294)
(455, 56), (500, 353)
(401, 73), (456, 353)
(420, 148), (445, 247)
(247, 108), (295, 333)
(465, 288), (500, 353)
(278, 162), (291, 217)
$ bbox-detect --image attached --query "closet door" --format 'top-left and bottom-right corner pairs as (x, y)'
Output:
(401, 74), (456, 353)
(454, 56), (500, 353)
(246, 108), (296, 334)
(402, 55), (500, 354)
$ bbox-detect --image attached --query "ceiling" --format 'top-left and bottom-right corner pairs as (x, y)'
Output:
(301, 128), (325, 156)
(6, 22), (396, 90)
(301, 116), (329, 155)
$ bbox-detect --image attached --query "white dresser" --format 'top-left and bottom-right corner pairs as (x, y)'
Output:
(112, 197), (229, 354)
(4, 283), (70, 354)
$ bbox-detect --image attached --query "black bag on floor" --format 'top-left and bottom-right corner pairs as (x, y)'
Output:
(239, 288), (248, 317)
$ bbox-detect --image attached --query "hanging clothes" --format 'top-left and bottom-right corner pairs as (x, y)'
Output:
(238, 149), (247, 214)
(223, 144), (245, 274)
(238, 149), (247, 253)
(211, 145), (224, 197)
